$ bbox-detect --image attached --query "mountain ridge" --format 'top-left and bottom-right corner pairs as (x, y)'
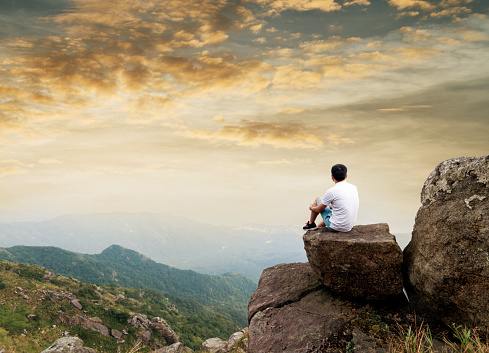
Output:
(0, 212), (307, 280)
(0, 243), (256, 327)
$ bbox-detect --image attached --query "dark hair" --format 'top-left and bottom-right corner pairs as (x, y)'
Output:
(331, 164), (347, 181)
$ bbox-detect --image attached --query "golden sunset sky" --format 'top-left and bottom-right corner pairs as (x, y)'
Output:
(0, 0), (488, 233)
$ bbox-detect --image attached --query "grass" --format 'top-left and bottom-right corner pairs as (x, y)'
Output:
(347, 308), (489, 353)
(383, 322), (489, 353)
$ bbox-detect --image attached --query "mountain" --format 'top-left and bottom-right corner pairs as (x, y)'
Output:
(0, 213), (308, 280)
(0, 244), (256, 327)
(0, 260), (240, 352)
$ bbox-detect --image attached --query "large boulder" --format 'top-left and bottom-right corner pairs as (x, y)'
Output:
(248, 263), (355, 353)
(41, 337), (95, 353)
(404, 155), (489, 330)
(303, 224), (404, 299)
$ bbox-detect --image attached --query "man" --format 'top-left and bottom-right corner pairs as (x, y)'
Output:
(303, 164), (359, 232)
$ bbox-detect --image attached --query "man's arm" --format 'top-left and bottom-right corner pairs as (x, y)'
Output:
(309, 202), (326, 213)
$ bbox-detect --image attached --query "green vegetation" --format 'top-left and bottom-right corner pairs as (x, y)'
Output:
(0, 260), (241, 352)
(349, 309), (489, 353)
(0, 245), (257, 327)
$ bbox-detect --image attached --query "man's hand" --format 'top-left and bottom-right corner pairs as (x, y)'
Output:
(310, 202), (326, 213)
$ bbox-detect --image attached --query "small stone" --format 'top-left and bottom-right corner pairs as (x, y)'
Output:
(71, 299), (83, 310)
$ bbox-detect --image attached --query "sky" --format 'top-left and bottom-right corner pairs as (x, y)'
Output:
(0, 0), (488, 233)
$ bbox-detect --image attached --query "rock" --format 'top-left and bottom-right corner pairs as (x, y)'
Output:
(43, 271), (56, 280)
(225, 328), (248, 351)
(200, 337), (226, 353)
(58, 314), (110, 337)
(90, 322), (109, 337)
(128, 313), (151, 328)
(71, 299), (83, 310)
(151, 316), (179, 344)
(155, 342), (194, 353)
(248, 262), (355, 353)
(111, 329), (122, 339)
(351, 329), (377, 353)
(404, 155), (489, 330)
(140, 330), (152, 345)
(41, 336), (96, 353)
(303, 224), (404, 299)
(248, 262), (323, 322)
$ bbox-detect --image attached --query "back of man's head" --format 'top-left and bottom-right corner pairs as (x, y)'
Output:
(331, 164), (347, 181)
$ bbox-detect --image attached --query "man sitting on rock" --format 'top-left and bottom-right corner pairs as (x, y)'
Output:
(303, 164), (359, 232)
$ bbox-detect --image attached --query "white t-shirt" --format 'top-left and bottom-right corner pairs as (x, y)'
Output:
(321, 180), (359, 232)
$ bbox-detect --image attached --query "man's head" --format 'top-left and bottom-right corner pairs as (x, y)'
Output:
(331, 164), (347, 182)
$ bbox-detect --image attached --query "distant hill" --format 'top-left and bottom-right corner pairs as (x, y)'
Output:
(0, 244), (256, 327)
(0, 260), (239, 352)
(0, 213), (307, 280)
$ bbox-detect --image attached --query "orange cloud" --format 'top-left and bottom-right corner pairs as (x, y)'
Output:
(343, 0), (370, 6)
(180, 120), (324, 149)
(250, 0), (341, 12)
(272, 65), (323, 89)
(388, 0), (435, 11)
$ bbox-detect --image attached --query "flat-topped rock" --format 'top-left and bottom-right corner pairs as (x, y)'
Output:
(303, 223), (403, 299)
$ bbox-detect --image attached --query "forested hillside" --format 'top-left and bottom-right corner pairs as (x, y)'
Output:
(0, 260), (239, 352)
(0, 245), (256, 327)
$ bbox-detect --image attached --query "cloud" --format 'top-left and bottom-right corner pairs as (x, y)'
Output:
(250, 24), (264, 34)
(257, 159), (294, 165)
(343, 0), (370, 6)
(251, 0), (341, 13)
(376, 105), (432, 112)
(38, 159), (63, 164)
(389, 0), (475, 20)
(388, 0), (435, 11)
(459, 30), (489, 42)
(180, 119), (324, 149)
(279, 108), (308, 114)
(431, 6), (471, 18)
(272, 65), (323, 89)
(0, 159), (30, 177)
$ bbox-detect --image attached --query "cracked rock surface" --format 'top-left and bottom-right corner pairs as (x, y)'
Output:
(404, 155), (489, 331)
(248, 263), (355, 353)
(303, 224), (403, 300)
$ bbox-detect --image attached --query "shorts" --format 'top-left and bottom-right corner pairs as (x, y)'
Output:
(317, 199), (339, 232)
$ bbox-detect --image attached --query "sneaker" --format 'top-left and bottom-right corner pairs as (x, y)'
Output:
(303, 221), (317, 230)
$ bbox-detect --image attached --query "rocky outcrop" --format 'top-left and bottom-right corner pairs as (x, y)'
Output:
(404, 155), (489, 330)
(225, 328), (248, 352)
(156, 342), (194, 353)
(303, 224), (404, 299)
(41, 336), (95, 353)
(198, 328), (248, 353)
(57, 313), (110, 337)
(151, 317), (180, 344)
(248, 263), (355, 353)
(200, 337), (227, 353)
(127, 313), (179, 344)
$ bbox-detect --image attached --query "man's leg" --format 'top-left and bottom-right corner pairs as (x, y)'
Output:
(308, 197), (321, 224)
(304, 197), (322, 229)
